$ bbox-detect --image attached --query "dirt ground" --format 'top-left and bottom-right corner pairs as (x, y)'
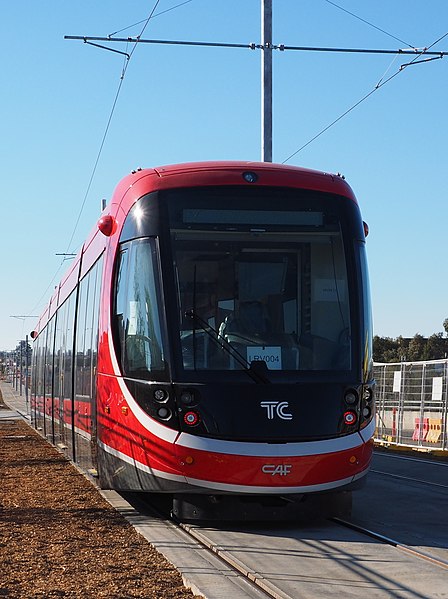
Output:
(0, 392), (198, 599)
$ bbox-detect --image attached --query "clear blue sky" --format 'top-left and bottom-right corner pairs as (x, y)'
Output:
(1, 1), (447, 350)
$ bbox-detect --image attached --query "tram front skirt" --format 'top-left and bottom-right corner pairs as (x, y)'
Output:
(171, 491), (353, 522)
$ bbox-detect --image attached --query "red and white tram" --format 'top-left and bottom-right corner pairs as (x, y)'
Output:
(31, 161), (374, 519)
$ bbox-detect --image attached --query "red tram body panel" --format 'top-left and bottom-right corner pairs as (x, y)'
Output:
(31, 161), (375, 515)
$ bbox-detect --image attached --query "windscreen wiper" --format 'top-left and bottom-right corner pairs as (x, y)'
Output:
(184, 310), (270, 384)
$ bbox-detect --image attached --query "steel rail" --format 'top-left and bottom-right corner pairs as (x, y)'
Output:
(370, 468), (448, 489)
(375, 452), (448, 467)
(128, 493), (276, 598)
(127, 492), (448, 596)
(333, 517), (448, 571)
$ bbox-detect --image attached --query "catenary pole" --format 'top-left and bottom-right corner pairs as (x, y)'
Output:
(261, 0), (273, 162)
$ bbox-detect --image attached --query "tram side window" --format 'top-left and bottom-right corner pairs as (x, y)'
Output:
(44, 317), (55, 404)
(114, 239), (167, 379)
(89, 259), (101, 396)
(47, 291), (76, 425)
(303, 237), (351, 369)
(63, 293), (76, 404)
(37, 335), (45, 400)
(74, 257), (103, 402)
(75, 273), (89, 399)
(53, 301), (65, 414)
(32, 332), (45, 427)
(42, 316), (56, 437)
(358, 242), (373, 376)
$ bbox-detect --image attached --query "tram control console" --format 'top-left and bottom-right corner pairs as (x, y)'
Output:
(30, 161), (374, 520)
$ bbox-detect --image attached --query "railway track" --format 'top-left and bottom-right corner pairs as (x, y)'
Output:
(115, 487), (448, 599)
(332, 517), (448, 571)
(175, 514), (448, 598)
(370, 468), (448, 489)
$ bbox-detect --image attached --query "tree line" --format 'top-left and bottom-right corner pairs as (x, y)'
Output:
(373, 319), (448, 363)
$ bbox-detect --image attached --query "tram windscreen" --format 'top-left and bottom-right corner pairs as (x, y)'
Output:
(169, 187), (352, 372)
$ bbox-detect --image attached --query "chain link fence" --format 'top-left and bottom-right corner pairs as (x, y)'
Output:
(374, 360), (448, 451)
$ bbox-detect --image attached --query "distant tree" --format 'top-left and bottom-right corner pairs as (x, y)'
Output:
(15, 340), (32, 370)
(374, 327), (448, 364)
(373, 336), (400, 362)
(444, 318), (448, 336)
(396, 336), (409, 362)
(424, 333), (448, 360)
(407, 333), (426, 362)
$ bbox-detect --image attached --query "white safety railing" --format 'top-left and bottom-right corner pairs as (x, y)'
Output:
(374, 359), (448, 451)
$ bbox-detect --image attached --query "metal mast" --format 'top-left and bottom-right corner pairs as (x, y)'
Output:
(261, 0), (273, 162)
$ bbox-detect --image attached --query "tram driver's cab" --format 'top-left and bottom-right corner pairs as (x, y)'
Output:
(217, 260), (301, 371)
(178, 247), (351, 373)
(169, 192), (354, 375)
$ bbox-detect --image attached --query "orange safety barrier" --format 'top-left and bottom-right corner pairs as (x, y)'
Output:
(426, 418), (443, 443)
(412, 417), (429, 441)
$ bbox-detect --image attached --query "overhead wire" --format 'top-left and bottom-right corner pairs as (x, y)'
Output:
(282, 31), (447, 164)
(375, 52), (401, 88)
(108, 0), (194, 37)
(62, 0), (162, 258)
(28, 0), (166, 318)
(28, 4), (448, 314)
(322, 0), (416, 49)
(27, 268), (67, 320)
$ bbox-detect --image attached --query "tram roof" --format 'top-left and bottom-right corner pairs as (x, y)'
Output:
(110, 161), (357, 207)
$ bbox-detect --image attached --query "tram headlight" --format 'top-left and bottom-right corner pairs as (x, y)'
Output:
(154, 388), (168, 402)
(363, 387), (373, 402)
(157, 406), (172, 420)
(344, 390), (358, 406)
(180, 391), (195, 406)
(362, 406), (371, 419)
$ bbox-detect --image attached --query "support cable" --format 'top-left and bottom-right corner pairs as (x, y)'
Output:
(49, 21), (448, 315)
(108, 0), (194, 37)
(63, 0), (162, 257)
(282, 33), (447, 164)
(322, 0), (416, 49)
(65, 34), (447, 168)
(28, 1), (163, 319)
